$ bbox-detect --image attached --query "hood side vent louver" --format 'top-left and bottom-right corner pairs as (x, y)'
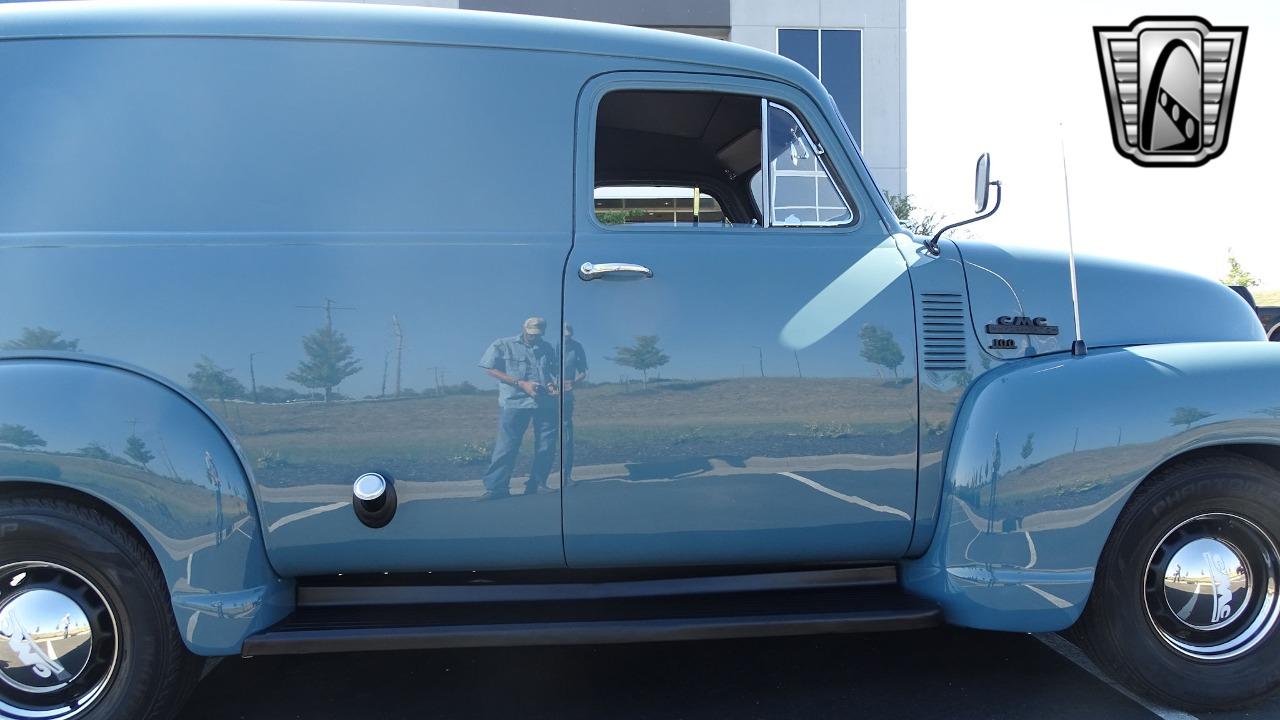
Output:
(920, 292), (968, 372)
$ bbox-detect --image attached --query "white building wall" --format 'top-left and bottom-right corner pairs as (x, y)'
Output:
(729, 0), (907, 195)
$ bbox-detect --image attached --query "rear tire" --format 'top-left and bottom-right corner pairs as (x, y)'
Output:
(0, 495), (202, 720)
(1075, 454), (1280, 710)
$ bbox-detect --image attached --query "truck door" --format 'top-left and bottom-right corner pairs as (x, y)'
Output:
(562, 74), (919, 567)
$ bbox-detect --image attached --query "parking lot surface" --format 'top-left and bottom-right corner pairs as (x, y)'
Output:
(177, 627), (1280, 719)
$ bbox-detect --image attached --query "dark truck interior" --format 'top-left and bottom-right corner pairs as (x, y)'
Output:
(595, 90), (763, 225)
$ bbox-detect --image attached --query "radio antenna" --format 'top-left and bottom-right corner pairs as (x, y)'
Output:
(1060, 123), (1087, 356)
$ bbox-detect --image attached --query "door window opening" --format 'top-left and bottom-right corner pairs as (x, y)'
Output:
(594, 90), (854, 230)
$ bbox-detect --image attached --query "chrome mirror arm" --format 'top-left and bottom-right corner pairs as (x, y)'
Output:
(926, 181), (1002, 256)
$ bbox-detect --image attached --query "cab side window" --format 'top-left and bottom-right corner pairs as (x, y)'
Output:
(594, 90), (855, 229)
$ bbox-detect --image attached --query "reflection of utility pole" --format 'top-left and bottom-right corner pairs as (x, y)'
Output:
(751, 346), (764, 378)
(296, 298), (355, 331)
(391, 314), (403, 397)
(248, 352), (259, 404)
(438, 370), (448, 395)
(381, 351), (389, 398)
(155, 433), (180, 481)
(794, 351), (803, 378)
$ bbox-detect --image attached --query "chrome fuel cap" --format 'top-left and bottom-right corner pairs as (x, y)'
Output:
(353, 472), (387, 501)
(1163, 537), (1251, 630)
(352, 472), (397, 528)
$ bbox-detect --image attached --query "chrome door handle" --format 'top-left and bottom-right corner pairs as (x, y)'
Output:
(578, 262), (654, 281)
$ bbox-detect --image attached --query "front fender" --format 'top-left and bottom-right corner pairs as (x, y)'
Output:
(902, 341), (1280, 632)
(0, 357), (292, 655)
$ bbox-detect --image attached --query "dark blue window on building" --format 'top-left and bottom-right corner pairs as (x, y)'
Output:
(778, 28), (862, 145)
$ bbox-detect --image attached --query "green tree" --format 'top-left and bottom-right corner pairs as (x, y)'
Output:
(608, 335), (670, 386)
(288, 324), (362, 402)
(124, 435), (154, 467)
(859, 324), (905, 378)
(188, 356), (247, 401)
(2, 327), (79, 352)
(595, 208), (646, 225)
(1223, 250), (1261, 288)
(0, 423), (45, 448)
(883, 192), (941, 237)
(1170, 406), (1215, 431)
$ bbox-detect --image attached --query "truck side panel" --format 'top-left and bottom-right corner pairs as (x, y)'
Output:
(903, 341), (1280, 631)
(0, 36), (588, 574)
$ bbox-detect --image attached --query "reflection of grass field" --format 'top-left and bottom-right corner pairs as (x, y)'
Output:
(0, 449), (242, 538)
(227, 377), (938, 484)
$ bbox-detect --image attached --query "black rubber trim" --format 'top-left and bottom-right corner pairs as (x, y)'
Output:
(298, 566), (897, 607)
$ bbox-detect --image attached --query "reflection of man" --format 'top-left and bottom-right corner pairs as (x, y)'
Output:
(60, 613), (71, 639)
(562, 324), (588, 485)
(478, 317), (559, 499)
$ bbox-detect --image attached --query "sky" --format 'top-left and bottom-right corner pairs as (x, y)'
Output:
(905, 0), (1279, 286)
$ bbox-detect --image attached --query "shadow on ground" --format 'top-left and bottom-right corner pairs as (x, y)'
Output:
(181, 627), (1168, 720)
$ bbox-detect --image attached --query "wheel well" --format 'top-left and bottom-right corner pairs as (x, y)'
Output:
(1144, 443), (1280, 483)
(0, 480), (158, 566)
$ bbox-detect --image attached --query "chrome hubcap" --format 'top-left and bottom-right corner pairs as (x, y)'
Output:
(0, 563), (118, 720)
(0, 589), (94, 693)
(1145, 513), (1280, 661)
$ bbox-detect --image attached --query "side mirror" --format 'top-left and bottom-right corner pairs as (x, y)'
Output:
(926, 152), (1002, 256)
(974, 153), (992, 213)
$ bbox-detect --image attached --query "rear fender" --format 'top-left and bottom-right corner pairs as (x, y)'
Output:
(0, 356), (292, 655)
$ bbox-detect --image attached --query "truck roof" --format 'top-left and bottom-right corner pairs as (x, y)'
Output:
(0, 1), (821, 94)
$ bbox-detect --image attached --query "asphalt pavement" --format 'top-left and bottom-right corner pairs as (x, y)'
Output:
(175, 627), (1280, 719)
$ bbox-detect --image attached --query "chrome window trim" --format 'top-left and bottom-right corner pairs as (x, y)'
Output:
(759, 97), (771, 228)
(766, 101), (855, 228)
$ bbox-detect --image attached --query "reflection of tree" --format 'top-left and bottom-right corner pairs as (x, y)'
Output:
(1021, 433), (1035, 461)
(2, 327), (79, 352)
(0, 423), (45, 449)
(1170, 406), (1215, 431)
(288, 324), (362, 402)
(859, 324), (905, 378)
(188, 356), (247, 401)
(608, 335), (669, 386)
(124, 435), (155, 467)
(77, 443), (114, 461)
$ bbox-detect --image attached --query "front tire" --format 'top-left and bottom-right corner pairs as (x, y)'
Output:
(0, 496), (202, 720)
(1076, 454), (1280, 710)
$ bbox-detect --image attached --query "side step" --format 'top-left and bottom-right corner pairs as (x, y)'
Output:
(243, 574), (941, 656)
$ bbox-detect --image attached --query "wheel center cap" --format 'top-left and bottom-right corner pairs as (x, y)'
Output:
(1163, 537), (1252, 630)
(0, 588), (94, 693)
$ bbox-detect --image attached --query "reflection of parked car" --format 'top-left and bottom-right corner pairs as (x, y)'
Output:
(1, 4), (1280, 719)
(1231, 286), (1280, 340)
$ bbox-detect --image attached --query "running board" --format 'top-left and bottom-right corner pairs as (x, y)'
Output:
(242, 585), (941, 656)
